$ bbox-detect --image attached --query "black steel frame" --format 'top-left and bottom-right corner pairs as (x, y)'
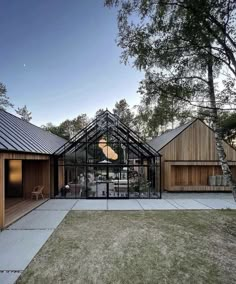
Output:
(54, 110), (161, 199)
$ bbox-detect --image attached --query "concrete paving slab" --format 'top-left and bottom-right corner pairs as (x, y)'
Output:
(224, 198), (236, 205)
(169, 199), (210, 209)
(0, 230), (53, 271)
(8, 210), (68, 230)
(36, 199), (77, 211)
(108, 200), (143, 210)
(138, 199), (178, 210)
(195, 199), (236, 209)
(72, 200), (107, 210)
(0, 272), (21, 284)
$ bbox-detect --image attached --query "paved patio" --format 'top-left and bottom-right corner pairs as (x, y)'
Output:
(70, 193), (236, 210)
(0, 193), (235, 284)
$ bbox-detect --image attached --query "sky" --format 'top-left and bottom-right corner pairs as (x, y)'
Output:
(0, 0), (143, 126)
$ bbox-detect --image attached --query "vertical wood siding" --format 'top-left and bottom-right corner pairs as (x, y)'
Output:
(159, 120), (236, 190)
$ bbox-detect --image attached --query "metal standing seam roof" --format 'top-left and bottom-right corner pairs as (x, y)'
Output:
(0, 110), (67, 154)
(148, 120), (195, 151)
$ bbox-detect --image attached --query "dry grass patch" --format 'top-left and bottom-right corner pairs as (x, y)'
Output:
(17, 210), (236, 284)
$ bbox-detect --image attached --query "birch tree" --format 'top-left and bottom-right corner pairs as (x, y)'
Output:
(105, 0), (236, 200)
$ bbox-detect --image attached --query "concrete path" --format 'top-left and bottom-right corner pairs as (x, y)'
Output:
(71, 193), (236, 211)
(72, 200), (107, 210)
(8, 210), (68, 230)
(109, 199), (143, 210)
(0, 200), (75, 284)
(0, 193), (235, 283)
(0, 230), (54, 271)
(0, 272), (21, 284)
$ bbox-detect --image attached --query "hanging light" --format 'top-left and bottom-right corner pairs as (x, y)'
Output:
(98, 138), (118, 160)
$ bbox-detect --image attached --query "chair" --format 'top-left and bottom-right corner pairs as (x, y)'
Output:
(31, 185), (44, 200)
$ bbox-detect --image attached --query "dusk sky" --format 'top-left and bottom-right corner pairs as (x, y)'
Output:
(0, 0), (143, 126)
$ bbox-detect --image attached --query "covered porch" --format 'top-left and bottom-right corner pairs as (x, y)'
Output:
(0, 153), (51, 229)
(5, 198), (48, 227)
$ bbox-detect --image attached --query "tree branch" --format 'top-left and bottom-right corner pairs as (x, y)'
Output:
(148, 76), (236, 111)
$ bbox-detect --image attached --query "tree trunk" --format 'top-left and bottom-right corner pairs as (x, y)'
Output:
(207, 47), (236, 201)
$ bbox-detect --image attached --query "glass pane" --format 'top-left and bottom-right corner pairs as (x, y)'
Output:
(108, 166), (128, 198)
(58, 166), (87, 198)
(87, 166), (108, 198)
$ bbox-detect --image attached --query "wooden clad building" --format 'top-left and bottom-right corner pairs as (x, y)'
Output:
(149, 119), (236, 192)
(0, 110), (66, 229)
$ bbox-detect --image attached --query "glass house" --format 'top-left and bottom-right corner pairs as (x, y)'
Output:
(53, 111), (161, 199)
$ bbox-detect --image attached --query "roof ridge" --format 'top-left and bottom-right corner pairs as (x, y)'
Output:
(154, 119), (196, 139)
(148, 119), (197, 152)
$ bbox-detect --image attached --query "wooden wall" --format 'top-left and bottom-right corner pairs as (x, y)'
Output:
(159, 120), (236, 161)
(159, 120), (236, 191)
(23, 160), (50, 198)
(172, 165), (236, 186)
(0, 152), (50, 229)
(49, 158), (65, 197)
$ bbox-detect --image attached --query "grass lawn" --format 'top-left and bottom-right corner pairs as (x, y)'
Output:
(17, 210), (236, 284)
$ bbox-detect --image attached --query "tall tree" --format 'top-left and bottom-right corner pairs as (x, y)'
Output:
(72, 114), (90, 134)
(41, 123), (66, 139)
(0, 83), (13, 110)
(105, 0), (236, 200)
(59, 119), (74, 140)
(15, 105), (32, 122)
(42, 114), (90, 140)
(96, 108), (106, 116)
(113, 99), (134, 127)
(220, 112), (236, 147)
(138, 81), (193, 135)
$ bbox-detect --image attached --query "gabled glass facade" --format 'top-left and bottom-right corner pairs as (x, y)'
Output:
(53, 111), (161, 199)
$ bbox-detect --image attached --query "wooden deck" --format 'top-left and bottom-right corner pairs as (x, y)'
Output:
(5, 198), (48, 227)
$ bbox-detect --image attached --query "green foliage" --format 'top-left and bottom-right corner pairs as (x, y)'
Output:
(220, 112), (236, 147)
(41, 122), (66, 139)
(106, 0), (236, 75)
(15, 105), (32, 122)
(138, 79), (193, 136)
(105, 0), (236, 132)
(41, 114), (89, 140)
(0, 82), (13, 110)
(60, 114), (89, 139)
(113, 99), (134, 127)
(96, 108), (106, 116)
(197, 110), (236, 146)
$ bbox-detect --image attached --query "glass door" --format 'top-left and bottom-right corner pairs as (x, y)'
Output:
(107, 165), (129, 198)
(86, 165), (129, 198)
(87, 165), (108, 198)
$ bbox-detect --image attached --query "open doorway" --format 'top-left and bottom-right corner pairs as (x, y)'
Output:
(4, 159), (49, 227)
